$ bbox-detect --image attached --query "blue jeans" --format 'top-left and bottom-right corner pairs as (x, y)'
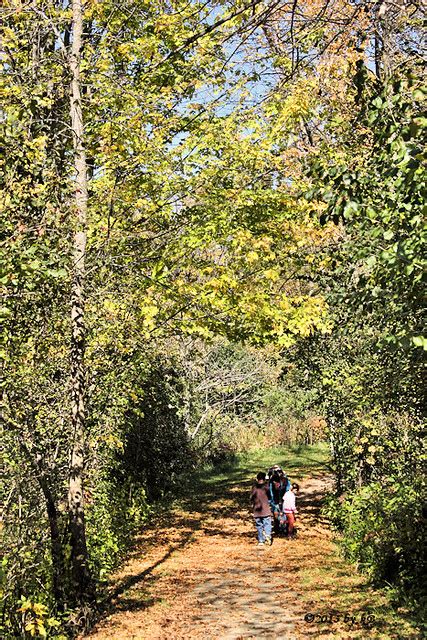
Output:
(254, 516), (272, 543)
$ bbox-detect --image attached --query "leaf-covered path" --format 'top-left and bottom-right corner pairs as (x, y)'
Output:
(84, 449), (419, 640)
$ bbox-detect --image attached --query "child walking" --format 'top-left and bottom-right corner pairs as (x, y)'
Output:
(250, 472), (273, 546)
(282, 482), (299, 538)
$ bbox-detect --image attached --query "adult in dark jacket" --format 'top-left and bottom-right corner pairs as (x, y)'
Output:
(250, 471), (273, 546)
(269, 472), (291, 534)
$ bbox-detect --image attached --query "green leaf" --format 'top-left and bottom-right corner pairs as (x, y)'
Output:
(0, 306), (12, 318)
(412, 336), (427, 350)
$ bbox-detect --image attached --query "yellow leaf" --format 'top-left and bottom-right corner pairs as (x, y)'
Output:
(247, 251), (259, 263)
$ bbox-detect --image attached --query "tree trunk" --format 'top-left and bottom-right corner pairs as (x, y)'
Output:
(68, 0), (93, 603)
(375, 1), (393, 80)
(328, 414), (343, 495)
(39, 480), (66, 611)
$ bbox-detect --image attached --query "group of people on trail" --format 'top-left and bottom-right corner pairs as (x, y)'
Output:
(250, 464), (299, 546)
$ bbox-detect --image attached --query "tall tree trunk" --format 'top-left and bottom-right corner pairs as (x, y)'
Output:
(68, 0), (93, 603)
(375, 1), (393, 80)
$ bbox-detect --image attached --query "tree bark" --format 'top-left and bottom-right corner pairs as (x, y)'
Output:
(38, 477), (66, 611)
(68, 0), (93, 603)
(375, 1), (393, 80)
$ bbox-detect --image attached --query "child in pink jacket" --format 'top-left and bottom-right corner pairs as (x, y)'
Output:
(282, 483), (299, 538)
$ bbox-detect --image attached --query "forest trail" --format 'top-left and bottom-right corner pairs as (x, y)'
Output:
(84, 455), (417, 640)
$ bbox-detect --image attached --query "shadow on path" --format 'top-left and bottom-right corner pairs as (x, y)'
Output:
(109, 531), (194, 602)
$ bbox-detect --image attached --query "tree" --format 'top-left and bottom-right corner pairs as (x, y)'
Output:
(67, 0), (93, 603)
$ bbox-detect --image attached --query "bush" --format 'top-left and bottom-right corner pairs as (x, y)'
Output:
(86, 478), (151, 580)
(327, 479), (426, 599)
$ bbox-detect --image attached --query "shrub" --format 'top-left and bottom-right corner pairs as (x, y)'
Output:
(327, 479), (426, 599)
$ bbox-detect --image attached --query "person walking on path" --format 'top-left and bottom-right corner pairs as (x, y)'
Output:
(268, 471), (290, 534)
(282, 482), (299, 538)
(250, 471), (273, 546)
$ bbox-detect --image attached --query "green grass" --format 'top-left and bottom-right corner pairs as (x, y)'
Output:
(237, 442), (331, 476)
(195, 442), (331, 488)
(168, 443), (331, 516)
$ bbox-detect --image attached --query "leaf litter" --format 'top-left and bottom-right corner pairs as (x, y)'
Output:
(84, 473), (421, 639)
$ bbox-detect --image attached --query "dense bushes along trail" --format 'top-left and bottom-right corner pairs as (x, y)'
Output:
(83, 447), (421, 640)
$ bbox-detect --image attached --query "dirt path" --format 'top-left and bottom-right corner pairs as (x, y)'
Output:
(84, 472), (419, 640)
